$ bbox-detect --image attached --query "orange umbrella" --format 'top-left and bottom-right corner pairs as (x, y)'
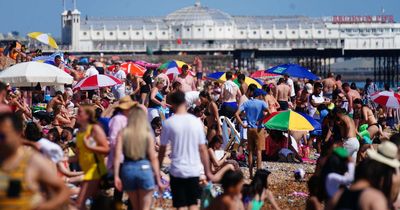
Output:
(108, 62), (146, 76)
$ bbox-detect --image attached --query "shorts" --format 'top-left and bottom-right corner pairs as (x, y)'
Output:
(247, 128), (266, 152)
(220, 102), (238, 119)
(343, 137), (360, 161)
(170, 176), (200, 208)
(120, 159), (155, 191)
(196, 72), (203, 80)
(278, 101), (289, 111)
(148, 107), (161, 122)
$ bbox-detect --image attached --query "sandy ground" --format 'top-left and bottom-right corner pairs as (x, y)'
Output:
(149, 161), (315, 210)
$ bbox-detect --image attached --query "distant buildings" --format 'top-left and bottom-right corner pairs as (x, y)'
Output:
(60, 1), (400, 52)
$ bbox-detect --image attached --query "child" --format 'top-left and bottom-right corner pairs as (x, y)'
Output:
(206, 170), (245, 210)
(151, 117), (162, 152)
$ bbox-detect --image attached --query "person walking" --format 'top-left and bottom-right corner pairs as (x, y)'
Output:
(158, 91), (214, 210)
(75, 105), (110, 210)
(114, 106), (163, 210)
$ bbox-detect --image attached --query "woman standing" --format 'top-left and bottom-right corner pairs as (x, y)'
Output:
(140, 69), (153, 106)
(75, 105), (110, 210)
(199, 91), (222, 141)
(148, 78), (167, 122)
(114, 107), (163, 210)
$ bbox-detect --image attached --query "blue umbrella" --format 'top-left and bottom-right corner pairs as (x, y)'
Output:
(265, 64), (319, 80)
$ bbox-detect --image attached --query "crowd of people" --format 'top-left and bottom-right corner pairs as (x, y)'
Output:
(1, 48), (400, 210)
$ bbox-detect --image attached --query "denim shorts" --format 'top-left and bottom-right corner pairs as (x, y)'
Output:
(120, 159), (155, 191)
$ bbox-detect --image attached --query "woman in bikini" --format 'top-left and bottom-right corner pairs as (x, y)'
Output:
(199, 90), (222, 142)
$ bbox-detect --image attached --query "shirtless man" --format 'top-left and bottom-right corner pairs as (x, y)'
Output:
(220, 71), (242, 118)
(353, 99), (387, 140)
(262, 84), (280, 114)
(334, 107), (359, 161)
(335, 75), (343, 91)
(322, 73), (336, 99)
(342, 82), (361, 114)
(46, 91), (65, 113)
(0, 112), (70, 209)
(275, 78), (291, 110)
(237, 74), (248, 95)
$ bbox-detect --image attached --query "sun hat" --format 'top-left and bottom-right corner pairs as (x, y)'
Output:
(305, 83), (313, 94)
(116, 96), (137, 110)
(367, 141), (400, 168)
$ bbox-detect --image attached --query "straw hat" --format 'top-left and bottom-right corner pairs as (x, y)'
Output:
(367, 141), (400, 168)
(116, 96), (137, 110)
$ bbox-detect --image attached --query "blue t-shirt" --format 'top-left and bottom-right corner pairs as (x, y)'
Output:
(239, 99), (268, 128)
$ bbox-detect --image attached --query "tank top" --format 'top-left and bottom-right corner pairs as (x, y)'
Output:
(76, 124), (107, 181)
(334, 189), (363, 210)
(0, 148), (41, 210)
(148, 91), (164, 109)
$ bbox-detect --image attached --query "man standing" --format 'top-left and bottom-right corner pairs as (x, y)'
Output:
(84, 64), (99, 78)
(112, 62), (127, 100)
(342, 83), (361, 114)
(0, 112), (70, 209)
(237, 74), (248, 95)
(308, 82), (328, 120)
(284, 74), (295, 102)
(173, 64), (196, 93)
(220, 71), (242, 118)
(334, 108), (359, 161)
(322, 73), (336, 99)
(276, 78), (291, 110)
(235, 88), (268, 178)
(159, 91), (214, 210)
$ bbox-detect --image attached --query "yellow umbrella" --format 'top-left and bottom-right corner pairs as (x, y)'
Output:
(28, 32), (58, 49)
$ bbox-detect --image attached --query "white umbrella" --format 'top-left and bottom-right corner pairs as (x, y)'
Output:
(0, 62), (73, 87)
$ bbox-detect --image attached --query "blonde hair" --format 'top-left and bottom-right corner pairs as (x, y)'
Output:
(80, 104), (97, 124)
(121, 106), (151, 160)
(154, 77), (165, 86)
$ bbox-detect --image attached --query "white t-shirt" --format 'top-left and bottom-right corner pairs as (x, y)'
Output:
(308, 93), (325, 119)
(185, 91), (200, 108)
(114, 70), (126, 89)
(85, 66), (99, 77)
(37, 138), (64, 164)
(160, 113), (206, 178)
(287, 78), (295, 97)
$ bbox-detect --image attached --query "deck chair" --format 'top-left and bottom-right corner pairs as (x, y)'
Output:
(219, 116), (241, 151)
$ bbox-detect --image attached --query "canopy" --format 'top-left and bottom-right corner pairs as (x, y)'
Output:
(263, 110), (315, 131)
(266, 64), (319, 80)
(28, 32), (58, 49)
(0, 62), (73, 87)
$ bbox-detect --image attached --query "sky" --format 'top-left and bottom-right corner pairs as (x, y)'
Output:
(1, 0), (399, 38)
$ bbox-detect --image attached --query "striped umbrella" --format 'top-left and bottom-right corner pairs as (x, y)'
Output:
(73, 74), (122, 90)
(108, 62), (146, 77)
(371, 91), (400, 108)
(263, 110), (315, 131)
(28, 32), (58, 49)
(159, 60), (191, 75)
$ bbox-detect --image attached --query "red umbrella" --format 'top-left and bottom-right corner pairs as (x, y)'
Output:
(108, 62), (146, 76)
(251, 70), (279, 79)
(73, 74), (122, 90)
(371, 91), (400, 108)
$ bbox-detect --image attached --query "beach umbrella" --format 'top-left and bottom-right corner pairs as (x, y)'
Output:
(250, 70), (279, 79)
(207, 72), (262, 88)
(263, 110), (315, 131)
(134, 60), (161, 69)
(73, 74), (122, 90)
(298, 112), (321, 131)
(266, 64), (319, 80)
(28, 32), (58, 49)
(108, 62), (146, 76)
(371, 91), (400, 108)
(0, 62), (73, 87)
(233, 77), (263, 89)
(159, 60), (191, 75)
